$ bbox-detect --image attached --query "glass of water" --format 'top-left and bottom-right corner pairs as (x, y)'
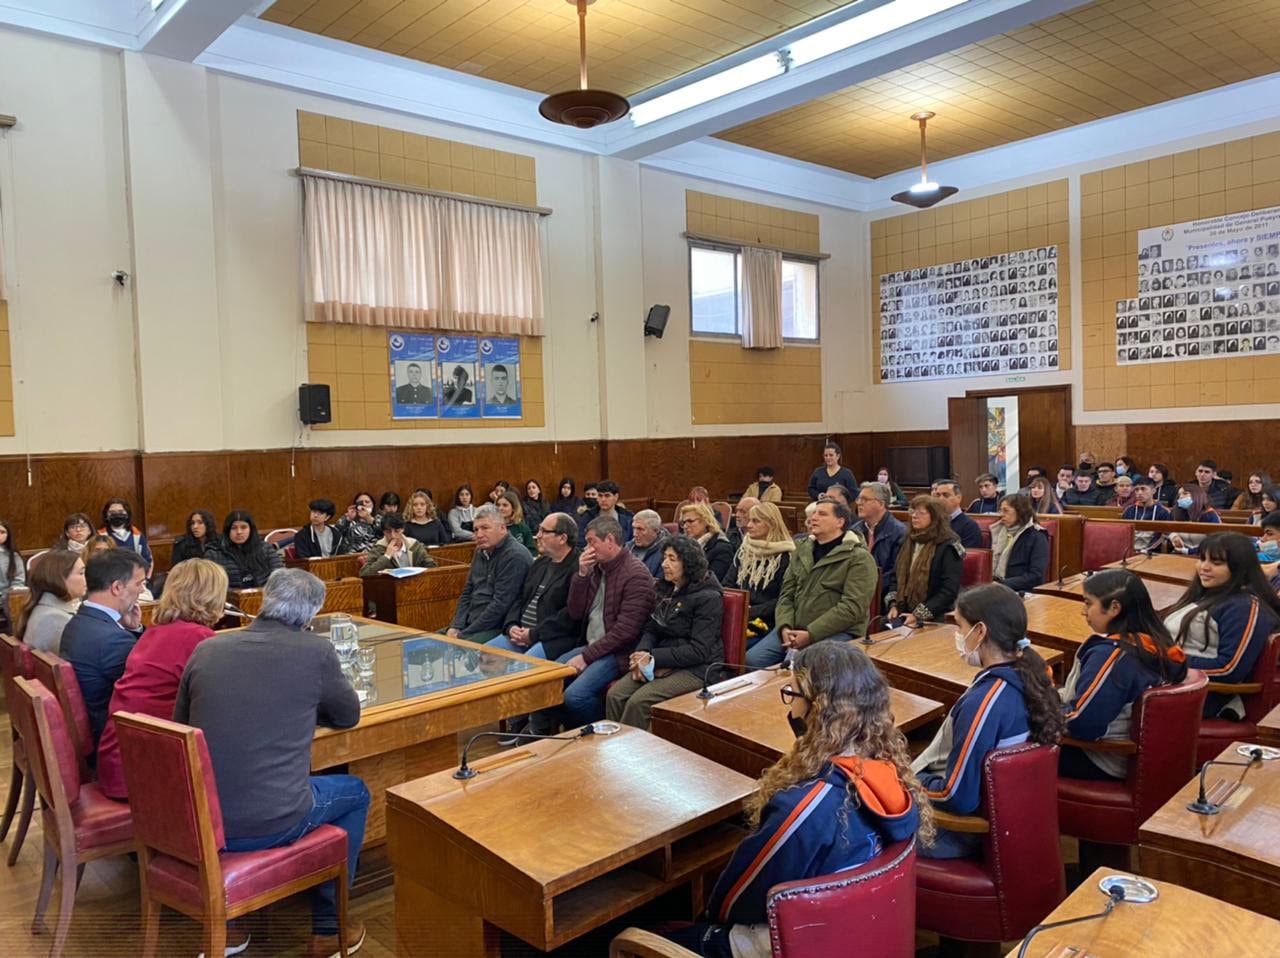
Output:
(329, 613), (359, 666)
(356, 647), (376, 679)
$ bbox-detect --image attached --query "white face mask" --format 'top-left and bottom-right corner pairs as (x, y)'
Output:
(954, 623), (983, 667)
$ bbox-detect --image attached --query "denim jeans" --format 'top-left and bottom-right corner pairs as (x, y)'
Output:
(745, 628), (854, 668)
(223, 775), (370, 935)
(484, 635), (546, 729)
(531, 645), (621, 732)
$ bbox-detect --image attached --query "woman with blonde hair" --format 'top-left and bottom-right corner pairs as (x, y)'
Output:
(1028, 475), (1063, 515)
(731, 501), (796, 639)
(679, 501), (734, 583)
(94, 558), (230, 799)
(497, 489), (536, 555)
(659, 641), (930, 956)
(403, 490), (450, 546)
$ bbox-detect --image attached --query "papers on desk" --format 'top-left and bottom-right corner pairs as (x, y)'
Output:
(379, 566), (429, 578)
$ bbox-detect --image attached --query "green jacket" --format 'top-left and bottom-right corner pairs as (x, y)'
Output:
(774, 531), (877, 640)
(359, 537), (438, 576)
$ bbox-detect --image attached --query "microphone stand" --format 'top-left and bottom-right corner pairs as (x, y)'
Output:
(863, 614), (888, 646)
(1188, 748), (1263, 815)
(223, 603), (254, 622)
(696, 662), (777, 700)
(1015, 884), (1127, 958)
(453, 727), (594, 780)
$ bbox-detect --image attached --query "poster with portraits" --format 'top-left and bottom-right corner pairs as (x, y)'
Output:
(1117, 206), (1280, 365)
(437, 335), (480, 419)
(878, 246), (1060, 382)
(389, 332), (439, 419)
(480, 337), (521, 418)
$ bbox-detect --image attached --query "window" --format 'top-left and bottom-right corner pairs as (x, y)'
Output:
(690, 243), (819, 341)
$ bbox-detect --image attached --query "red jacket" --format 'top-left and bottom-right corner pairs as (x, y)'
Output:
(568, 549), (656, 667)
(95, 619), (216, 799)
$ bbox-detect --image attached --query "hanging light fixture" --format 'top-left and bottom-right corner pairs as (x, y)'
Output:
(539, 0), (630, 129)
(891, 111), (958, 209)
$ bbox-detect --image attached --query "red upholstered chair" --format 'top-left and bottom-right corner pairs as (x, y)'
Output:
(972, 515), (995, 548)
(916, 743), (1063, 945)
(1196, 632), (1280, 768)
(662, 522), (679, 536)
(29, 650), (93, 783)
(0, 635), (35, 864)
(264, 528), (296, 548)
(282, 543), (298, 562)
(1058, 669), (1207, 854)
(961, 549), (993, 587)
(608, 839), (917, 958)
(1082, 521), (1133, 571)
(710, 501), (731, 531)
(721, 588), (749, 666)
(11, 677), (134, 958)
(115, 712), (352, 958)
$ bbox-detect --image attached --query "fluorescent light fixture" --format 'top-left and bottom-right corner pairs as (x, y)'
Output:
(788, 0), (968, 67)
(630, 0), (969, 127)
(630, 52), (783, 126)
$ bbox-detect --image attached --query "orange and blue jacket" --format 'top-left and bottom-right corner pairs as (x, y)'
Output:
(1062, 632), (1187, 742)
(706, 757), (919, 926)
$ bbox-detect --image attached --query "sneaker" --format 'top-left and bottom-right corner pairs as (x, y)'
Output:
(305, 919), (366, 958)
(196, 924), (251, 958)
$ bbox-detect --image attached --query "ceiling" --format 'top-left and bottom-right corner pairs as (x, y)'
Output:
(716, 0), (1280, 178)
(259, 0), (849, 98)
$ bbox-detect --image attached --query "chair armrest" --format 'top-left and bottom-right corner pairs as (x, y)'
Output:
(1205, 681), (1264, 696)
(931, 810), (990, 833)
(610, 928), (699, 958)
(1060, 735), (1138, 754)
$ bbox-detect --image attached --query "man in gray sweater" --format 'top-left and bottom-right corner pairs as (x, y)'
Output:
(175, 568), (366, 958)
(446, 503), (533, 644)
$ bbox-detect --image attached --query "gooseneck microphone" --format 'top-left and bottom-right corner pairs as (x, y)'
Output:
(697, 662), (777, 700)
(223, 602), (254, 622)
(1015, 882), (1127, 958)
(1188, 748), (1263, 815)
(862, 614), (888, 646)
(453, 727), (595, 780)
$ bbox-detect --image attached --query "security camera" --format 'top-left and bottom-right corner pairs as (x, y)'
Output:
(112, 270), (129, 286)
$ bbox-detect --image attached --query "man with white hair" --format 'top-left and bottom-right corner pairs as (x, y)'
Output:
(626, 509), (668, 577)
(447, 502), (533, 644)
(175, 568), (367, 958)
(728, 496), (759, 550)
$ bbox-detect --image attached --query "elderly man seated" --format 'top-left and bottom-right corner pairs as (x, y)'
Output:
(626, 509), (669, 577)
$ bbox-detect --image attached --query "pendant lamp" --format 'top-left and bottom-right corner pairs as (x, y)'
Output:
(539, 0), (630, 129)
(890, 111), (958, 209)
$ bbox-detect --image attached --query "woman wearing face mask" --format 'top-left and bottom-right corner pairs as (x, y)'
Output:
(99, 498), (153, 578)
(54, 513), (95, 553)
(336, 491), (380, 552)
(885, 496), (964, 627)
(911, 583), (1064, 859)
(1164, 533), (1280, 719)
(1114, 456), (1138, 479)
(1168, 485), (1221, 554)
(1058, 570), (1188, 780)
(659, 642), (930, 956)
(1232, 471), (1272, 514)
(170, 509), (219, 565)
(207, 510), (284, 589)
(874, 467), (909, 508)
(990, 494), (1049, 593)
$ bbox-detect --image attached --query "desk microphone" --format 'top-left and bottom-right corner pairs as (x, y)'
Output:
(223, 602), (254, 621)
(1015, 880), (1131, 958)
(1187, 748), (1263, 815)
(453, 727), (594, 780)
(1056, 564), (1069, 588)
(863, 614), (889, 646)
(697, 662), (777, 700)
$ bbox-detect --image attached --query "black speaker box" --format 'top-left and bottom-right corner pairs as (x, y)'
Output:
(299, 383), (332, 424)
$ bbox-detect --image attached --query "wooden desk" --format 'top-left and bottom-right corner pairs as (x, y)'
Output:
(1014, 867), (1280, 955)
(1138, 741), (1280, 920)
(1033, 571), (1186, 615)
(285, 552), (363, 581)
(227, 577), (363, 623)
(1259, 705), (1280, 748)
(1020, 593), (1093, 656)
(1104, 552), (1199, 585)
(387, 727), (754, 958)
(360, 562), (471, 632)
(427, 541), (477, 565)
(861, 624), (1063, 708)
(304, 616), (575, 850)
(650, 669), (944, 777)
(6, 589), (156, 630)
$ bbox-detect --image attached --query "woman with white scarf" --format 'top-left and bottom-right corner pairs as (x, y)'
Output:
(730, 501), (797, 638)
(990, 493), (1050, 593)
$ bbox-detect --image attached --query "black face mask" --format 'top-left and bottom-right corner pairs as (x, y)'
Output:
(107, 513), (130, 529)
(787, 712), (807, 739)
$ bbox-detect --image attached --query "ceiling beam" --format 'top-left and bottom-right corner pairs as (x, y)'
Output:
(139, 0), (264, 61)
(0, 0), (136, 48)
(602, 0), (1093, 161)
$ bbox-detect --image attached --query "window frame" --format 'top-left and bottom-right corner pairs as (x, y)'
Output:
(687, 240), (821, 344)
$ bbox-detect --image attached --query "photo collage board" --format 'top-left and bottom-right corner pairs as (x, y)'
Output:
(1116, 205), (1280, 365)
(878, 245), (1060, 382)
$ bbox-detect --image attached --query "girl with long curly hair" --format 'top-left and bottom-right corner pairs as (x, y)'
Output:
(660, 642), (931, 957)
(912, 582), (1064, 859)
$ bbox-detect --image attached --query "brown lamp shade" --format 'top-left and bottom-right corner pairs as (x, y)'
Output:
(538, 89), (630, 128)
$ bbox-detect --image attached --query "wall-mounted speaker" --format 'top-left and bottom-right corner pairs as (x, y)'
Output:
(298, 383), (332, 425)
(644, 304), (671, 339)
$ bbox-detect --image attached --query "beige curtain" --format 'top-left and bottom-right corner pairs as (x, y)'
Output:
(739, 246), (783, 349)
(303, 174), (544, 335)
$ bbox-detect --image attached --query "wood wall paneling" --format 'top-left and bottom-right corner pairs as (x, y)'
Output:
(1074, 420), (1278, 491)
(0, 452), (141, 552)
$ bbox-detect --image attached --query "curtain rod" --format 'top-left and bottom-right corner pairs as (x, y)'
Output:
(682, 230), (830, 261)
(0, 116), (16, 129)
(293, 167), (552, 216)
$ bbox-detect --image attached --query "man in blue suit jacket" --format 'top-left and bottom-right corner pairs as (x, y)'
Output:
(59, 550), (148, 745)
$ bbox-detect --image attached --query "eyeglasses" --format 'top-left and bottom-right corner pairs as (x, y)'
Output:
(779, 684), (811, 705)
(534, 527), (559, 537)
(679, 518), (697, 526)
